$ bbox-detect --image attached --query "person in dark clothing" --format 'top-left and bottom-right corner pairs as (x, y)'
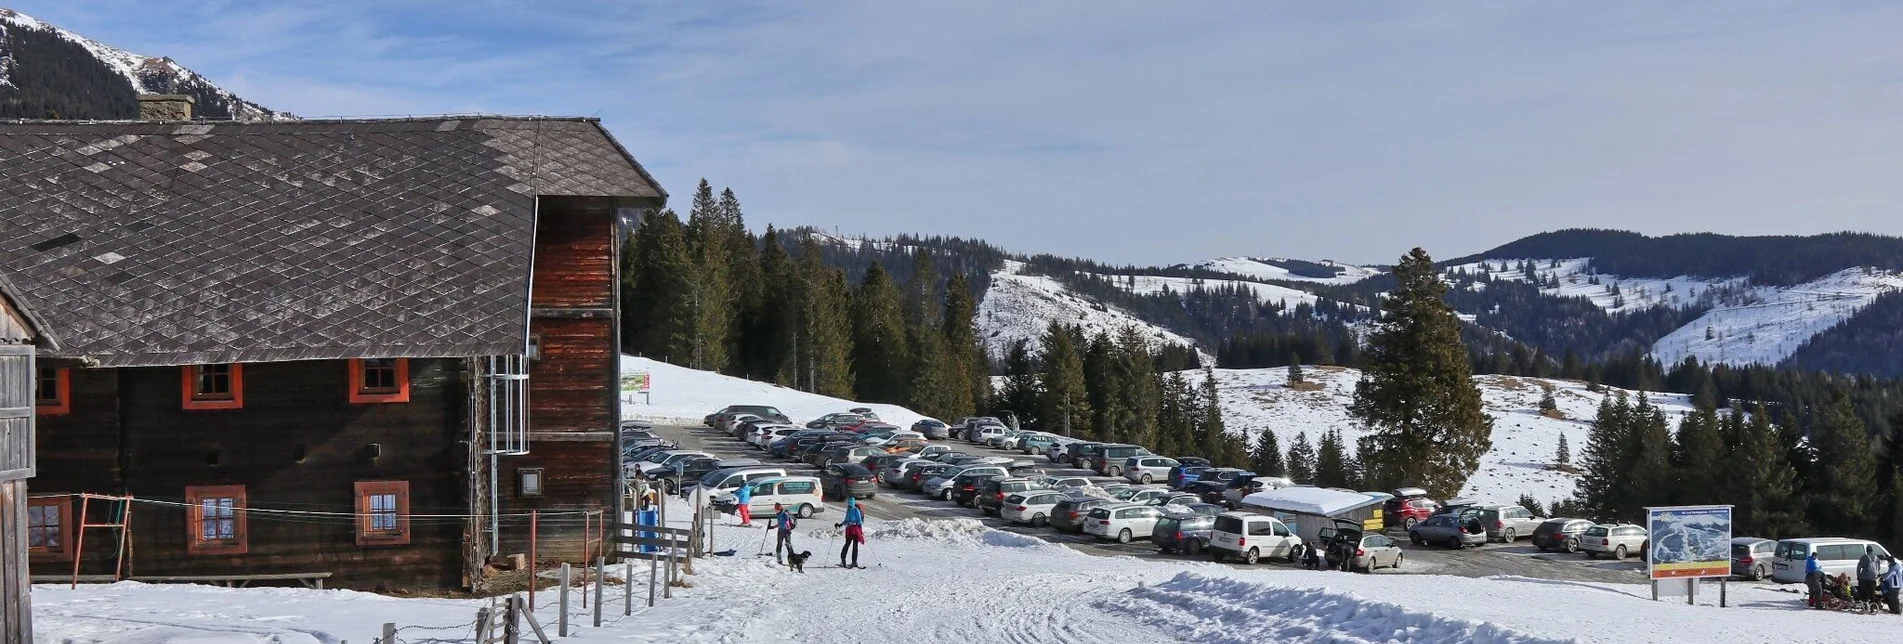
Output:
(1883, 556), (1902, 615)
(1857, 546), (1881, 604)
(1804, 551), (1825, 609)
(836, 496), (866, 567)
(769, 503), (797, 565)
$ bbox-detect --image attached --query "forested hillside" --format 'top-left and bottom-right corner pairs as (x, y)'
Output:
(0, 8), (282, 120)
(1452, 228), (1903, 286)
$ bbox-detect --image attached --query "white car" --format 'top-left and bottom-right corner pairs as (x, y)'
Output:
(867, 431), (925, 446)
(630, 450), (715, 476)
(747, 425), (797, 447)
(1122, 456), (1180, 485)
(1001, 490), (1074, 527)
(1113, 486), (1172, 504)
(880, 458), (932, 486)
(1030, 475), (1092, 490)
(967, 424), (1007, 445)
(715, 476), (826, 519)
(1084, 503), (1166, 543)
(1209, 512), (1303, 564)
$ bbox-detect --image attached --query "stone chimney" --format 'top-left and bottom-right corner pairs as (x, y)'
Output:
(137, 94), (195, 121)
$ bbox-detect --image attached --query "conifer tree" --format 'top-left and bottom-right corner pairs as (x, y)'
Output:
(1539, 390), (1558, 413)
(1252, 429), (1286, 477)
(942, 273), (990, 416)
(719, 188), (762, 374)
(1674, 403), (1725, 506)
(682, 179), (733, 371)
(1196, 367), (1228, 461)
(1351, 248), (1493, 498)
(1038, 323), (1092, 438)
(1286, 431), (1317, 484)
(1556, 432), (1571, 465)
(1315, 428), (1349, 488)
(1730, 404), (1806, 537)
(754, 226), (798, 384)
(1111, 328), (1162, 446)
(1156, 371), (1193, 457)
(622, 209), (694, 363)
(1081, 332), (1119, 442)
(907, 329), (963, 420)
(997, 340), (1041, 428)
(1287, 356), (1305, 384)
(1574, 393), (1633, 520)
(850, 263), (911, 403)
(1807, 393), (1878, 535)
(795, 239), (854, 396)
(1628, 394), (1675, 518)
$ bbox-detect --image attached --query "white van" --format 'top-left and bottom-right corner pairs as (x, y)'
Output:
(717, 475), (827, 519)
(1770, 537), (1891, 584)
(1209, 512), (1303, 565)
(689, 466), (790, 497)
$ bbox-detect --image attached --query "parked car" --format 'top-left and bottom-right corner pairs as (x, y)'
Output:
(848, 407), (880, 420)
(1090, 444), (1153, 477)
(966, 424), (1008, 445)
(1409, 512), (1488, 549)
(1046, 439), (1089, 464)
(992, 429), (1026, 449)
(1182, 468), (1251, 502)
(913, 418), (951, 440)
(630, 450), (716, 477)
(622, 444), (677, 464)
(716, 475), (824, 519)
(1084, 503), (1165, 543)
(1770, 537), (1893, 584)
(1001, 490), (1073, 527)
(1146, 492), (1202, 507)
(951, 416), (1003, 440)
(1017, 432), (1062, 455)
(977, 477), (1053, 516)
(1154, 510), (1217, 556)
(1382, 487), (1436, 529)
(1167, 459), (1213, 488)
(1474, 504), (1545, 542)
(1066, 442), (1108, 467)
(909, 444), (955, 460)
(733, 417), (781, 440)
(1209, 512), (1302, 564)
(1221, 474), (1271, 509)
(819, 463), (879, 500)
(1327, 531), (1405, 572)
(933, 466), (1008, 503)
(807, 413), (865, 430)
(862, 453), (911, 474)
(1531, 518), (1594, 553)
(1028, 475), (1092, 490)
(1051, 497), (1116, 534)
(1112, 486), (1172, 504)
(1580, 524), (1649, 560)
(718, 405), (792, 426)
(903, 463), (959, 492)
(687, 465), (790, 498)
(1731, 537), (1776, 581)
(1122, 456), (1180, 484)
(1173, 502), (1225, 517)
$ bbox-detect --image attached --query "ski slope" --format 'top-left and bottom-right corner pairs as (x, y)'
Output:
(976, 260), (1208, 362)
(32, 502), (1877, 644)
(618, 355), (929, 427)
(1198, 256), (1383, 285)
(1089, 272), (1336, 311)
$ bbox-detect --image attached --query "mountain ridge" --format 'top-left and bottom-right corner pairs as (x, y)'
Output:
(0, 7), (285, 120)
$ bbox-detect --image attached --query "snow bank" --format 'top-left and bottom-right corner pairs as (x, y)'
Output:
(619, 355), (927, 427)
(1099, 572), (1570, 644)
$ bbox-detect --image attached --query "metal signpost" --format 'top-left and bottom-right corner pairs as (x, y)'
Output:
(1645, 505), (1734, 607)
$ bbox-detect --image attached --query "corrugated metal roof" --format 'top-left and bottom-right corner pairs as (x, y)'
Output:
(0, 116), (662, 366)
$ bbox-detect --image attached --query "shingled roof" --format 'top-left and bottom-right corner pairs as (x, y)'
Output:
(0, 116), (664, 367)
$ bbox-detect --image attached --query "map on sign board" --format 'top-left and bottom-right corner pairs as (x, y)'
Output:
(620, 372), (651, 393)
(1645, 505), (1732, 579)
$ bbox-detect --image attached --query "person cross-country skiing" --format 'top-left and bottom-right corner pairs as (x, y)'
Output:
(733, 482), (755, 527)
(837, 496), (866, 567)
(770, 502), (797, 564)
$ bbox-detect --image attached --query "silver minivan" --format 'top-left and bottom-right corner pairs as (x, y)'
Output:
(1770, 537), (1892, 584)
(1123, 456), (1180, 484)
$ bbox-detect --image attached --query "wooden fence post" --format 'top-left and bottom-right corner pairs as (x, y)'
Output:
(648, 553), (658, 607)
(624, 561), (634, 615)
(527, 510), (538, 611)
(593, 556), (605, 627)
(558, 563), (571, 637)
(382, 623), (396, 644)
(504, 595), (521, 644)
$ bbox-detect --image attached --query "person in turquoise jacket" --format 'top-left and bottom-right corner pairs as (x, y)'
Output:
(733, 482), (755, 527)
(836, 496), (866, 568)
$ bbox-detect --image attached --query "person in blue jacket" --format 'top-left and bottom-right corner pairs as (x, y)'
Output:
(837, 496), (866, 568)
(1805, 551), (1824, 609)
(769, 503), (796, 564)
(733, 482), (755, 527)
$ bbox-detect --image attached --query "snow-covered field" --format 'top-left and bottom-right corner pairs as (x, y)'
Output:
(34, 500), (1880, 644)
(1446, 257), (1903, 367)
(976, 260), (1207, 362)
(1197, 255), (1383, 285)
(618, 355), (928, 427)
(1088, 271), (1338, 311)
(1202, 365), (1692, 507)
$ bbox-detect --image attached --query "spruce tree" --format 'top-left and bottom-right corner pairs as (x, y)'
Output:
(850, 263), (911, 403)
(623, 209), (694, 364)
(1287, 356), (1305, 384)
(1350, 248), (1493, 498)
(1730, 404), (1806, 537)
(997, 340), (1041, 429)
(1574, 393), (1633, 520)
(942, 273), (990, 416)
(1081, 332), (1120, 442)
(1196, 367), (1227, 461)
(1155, 371), (1193, 457)
(1111, 328), (1162, 447)
(1628, 394), (1675, 519)
(1286, 431), (1318, 484)
(1038, 323), (1092, 438)
(1807, 393), (1878, 535)
(1315, 428), (1348, 488)
(1674, 403), (1725, 506)
(682, 179), (733, 371)
(1556, 432), (1571, 465)
(719, 188), (762, 375)
(793, 238), (855, 396)
(1539, 390), (1558, 413)
(1252, 429), (1286, 477)
(755, 226), (798, 384)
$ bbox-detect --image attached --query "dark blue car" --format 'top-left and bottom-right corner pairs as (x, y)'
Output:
(1167, 458), (1213, 489)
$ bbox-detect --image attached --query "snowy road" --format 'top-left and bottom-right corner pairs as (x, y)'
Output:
(652, 424), (1677, 586)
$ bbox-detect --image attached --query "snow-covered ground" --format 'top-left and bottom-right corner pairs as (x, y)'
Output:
(1202, 365), (1692, 507)
(977, 260), (1208, 362)
(34, 500), (1879, 644)
(1197, 256), (1383, 285)
(1446, 258), (1903, 368)
(618, 355), (928, 427)
(1088, 271), (1337, 311)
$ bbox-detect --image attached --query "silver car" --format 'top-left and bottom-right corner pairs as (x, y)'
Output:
(1409, 512), (1488, 549)
(1001, 490), (1073, 527)
(1581, 524), (1648, 560)
(1122, 456), (1180, 485)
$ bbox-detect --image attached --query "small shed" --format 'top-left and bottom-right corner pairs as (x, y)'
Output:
(1239, 487), (1385, 547)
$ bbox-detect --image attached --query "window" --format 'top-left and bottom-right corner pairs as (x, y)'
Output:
(517, 468), (544, 498)
(27, 496), (74, 561)
(185, 485), (247, 555)
(181, 364), (244, 410)
(1248, 521), (1273, 536)
(348, 358), (411, 404)
(354, 481), (411, 546)
(34, 366), (70, 416)
(781, 481), (815, 495)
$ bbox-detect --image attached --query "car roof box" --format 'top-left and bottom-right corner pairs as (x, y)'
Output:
(1392, 487), (1429, 498)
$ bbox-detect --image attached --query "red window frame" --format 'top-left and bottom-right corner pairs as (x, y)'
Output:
(354, 481), (412, 545)
(185, 485), (248, 555)
(348, 358), (410, 404)
(26, 496), (75, 562)
(35, 366), (70, 416)
(181, 364), (244, 411)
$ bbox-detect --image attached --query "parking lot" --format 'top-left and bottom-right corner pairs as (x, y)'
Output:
(647, 423), (1741, 586)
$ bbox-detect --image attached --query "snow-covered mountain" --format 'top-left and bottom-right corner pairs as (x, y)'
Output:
(0, 8), (285, 120)
(1446, 257), (1903, 368)
(977, 260), (1208, 362)
(1194, 256), (1382, 285)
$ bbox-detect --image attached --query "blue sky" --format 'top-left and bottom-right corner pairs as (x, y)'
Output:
(15, 1), (1903, 265)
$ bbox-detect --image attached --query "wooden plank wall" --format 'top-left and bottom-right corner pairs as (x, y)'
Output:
(1, 480), (29, 644)
(30, 359), (470, 590)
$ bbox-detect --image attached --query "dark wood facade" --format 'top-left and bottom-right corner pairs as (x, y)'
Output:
(2, 279), (49, 644)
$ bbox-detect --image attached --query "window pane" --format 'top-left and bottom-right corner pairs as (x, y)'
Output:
(196, 365), (233, 398)
(362, 359), (398, 392)
(35, 368), (59, 403)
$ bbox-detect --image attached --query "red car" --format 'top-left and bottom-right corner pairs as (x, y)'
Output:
(1384, 487), (1439, 530)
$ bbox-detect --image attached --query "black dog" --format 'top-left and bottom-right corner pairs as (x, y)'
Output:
(786, 550), (811, 573)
